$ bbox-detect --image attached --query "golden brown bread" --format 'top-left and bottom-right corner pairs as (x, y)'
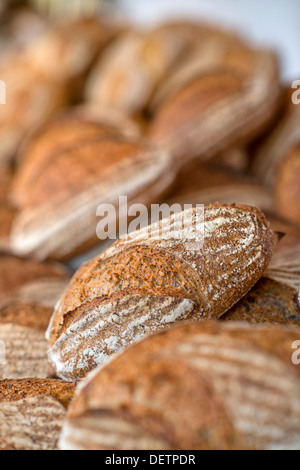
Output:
(0, 256), (70, 379)
(47, 204), (276, 381)
(148, 49), (281, 167)
(265, 234), (300, 291)
(0, 378), (75, 450)
(166, 161), (274, 214)
(11, 107), (140, 208)
(0, 303), (54, 380)
(275, 146), (300, 227)
(60, 321), (300, 450)
(0, 56), (66, 164)
(222, 278), (300, 326)
(252, 100), (300, 187)
(25, 17), (115, 99)
(11, 131), (173, 260)
(85, 26), (192, 115)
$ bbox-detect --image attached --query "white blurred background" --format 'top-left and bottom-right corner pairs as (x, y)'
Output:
(117, 0), (300, 82)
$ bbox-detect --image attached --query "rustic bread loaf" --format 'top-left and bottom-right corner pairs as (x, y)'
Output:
(26, 17), (115, 98)
(252, 99), (300, 187)
(222, 278), (300, 326)
(10, 132), (173, 260)
(0, 56), (66, 164)
(11, 107), (140, 208)
(0, 378), (75, 450)
(265, 235), (300, 291)
(0, 205), (16, 254)
(275, 146), (300, 227)
(60, 321), (300, 450)
(166, 162), (275, 214)
(85, 27), (191, 116)
(47, 204), (276, 381)
(148, 49), (281, 167)
(0, 255), (70, 379)
(0, 303), (53, 379)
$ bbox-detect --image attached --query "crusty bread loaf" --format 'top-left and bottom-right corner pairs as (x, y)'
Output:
(0, 56), (66, 164)
(222, 278), (300, 326)
(252, 100), (300, 187)
(149, 49), (281, 167)
(0, 255), (70, 379)
(85, 27), (191, 115)
(275, 146), (300, 227)
(0, 379), (75, 450)
(166, 162), (275, 214)
(0, 303), (53, 379)
(11, 107), (140, 208)
(11, 132), (173, 260)
(60, 321), (300, 450)
(25, 17), (115, 95)
(47, 204), (276, 381)
(265, 235), (300, 291)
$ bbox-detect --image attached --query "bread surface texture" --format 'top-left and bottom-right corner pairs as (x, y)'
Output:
(48, 204), (276, 381)
(0, 379), (75, 450)
(60, 321), (300, 450)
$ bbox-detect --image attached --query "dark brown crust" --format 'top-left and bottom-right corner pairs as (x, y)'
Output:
(64, 321), (300, 450)
(0, 256), (69, 295)
(276, 146), (300, 226)
(222, 278), (300, 326)
(0, 303), (53, 331)
(0, 379), (75, 409)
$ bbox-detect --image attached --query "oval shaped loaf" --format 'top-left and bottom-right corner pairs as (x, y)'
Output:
(48, 204), (276, 381)
(0, 379), (75, 451)
(60, 321), (300, 451)
(149, 49), (281, 167)
(11, 134), (173, 260)
(11, 107), (140, 208)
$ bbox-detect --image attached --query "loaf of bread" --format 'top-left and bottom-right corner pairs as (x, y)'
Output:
(265, 235), (300, 291)
(222, 278), (300, 326)
(149, 49), (281, 167)
(85, 26), (192, 116)
(60, 321), (300, 450)
(0, 379), (75, 450)
(11, 107), (140, 208)
(47, 204), (276, 381)
(26, 17), (115, 99)
(10, 129), (173, 260)
(252, 98), (300, 187)
(0, 303), (53, 379)
(275, 146), (300, 227)
(0, 56), (66, 164)
(0, 255), (70, 379)
(166, 162), (274, 214)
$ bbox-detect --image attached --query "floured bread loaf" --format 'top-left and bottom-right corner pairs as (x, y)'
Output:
(11, 132), (173, 260)
(11, 107), (140, 208)
(0, 303), (53, 379)
(222, 278), (300, 326)
(47, 204), (276, 381)
(0, 379), (75, 450)
(149, 48), (281, 167)
(60, 321), (300, 450)
(0, 255), (70, 379)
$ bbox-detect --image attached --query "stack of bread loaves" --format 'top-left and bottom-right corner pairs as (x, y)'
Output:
(0, 11), (299, 451)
